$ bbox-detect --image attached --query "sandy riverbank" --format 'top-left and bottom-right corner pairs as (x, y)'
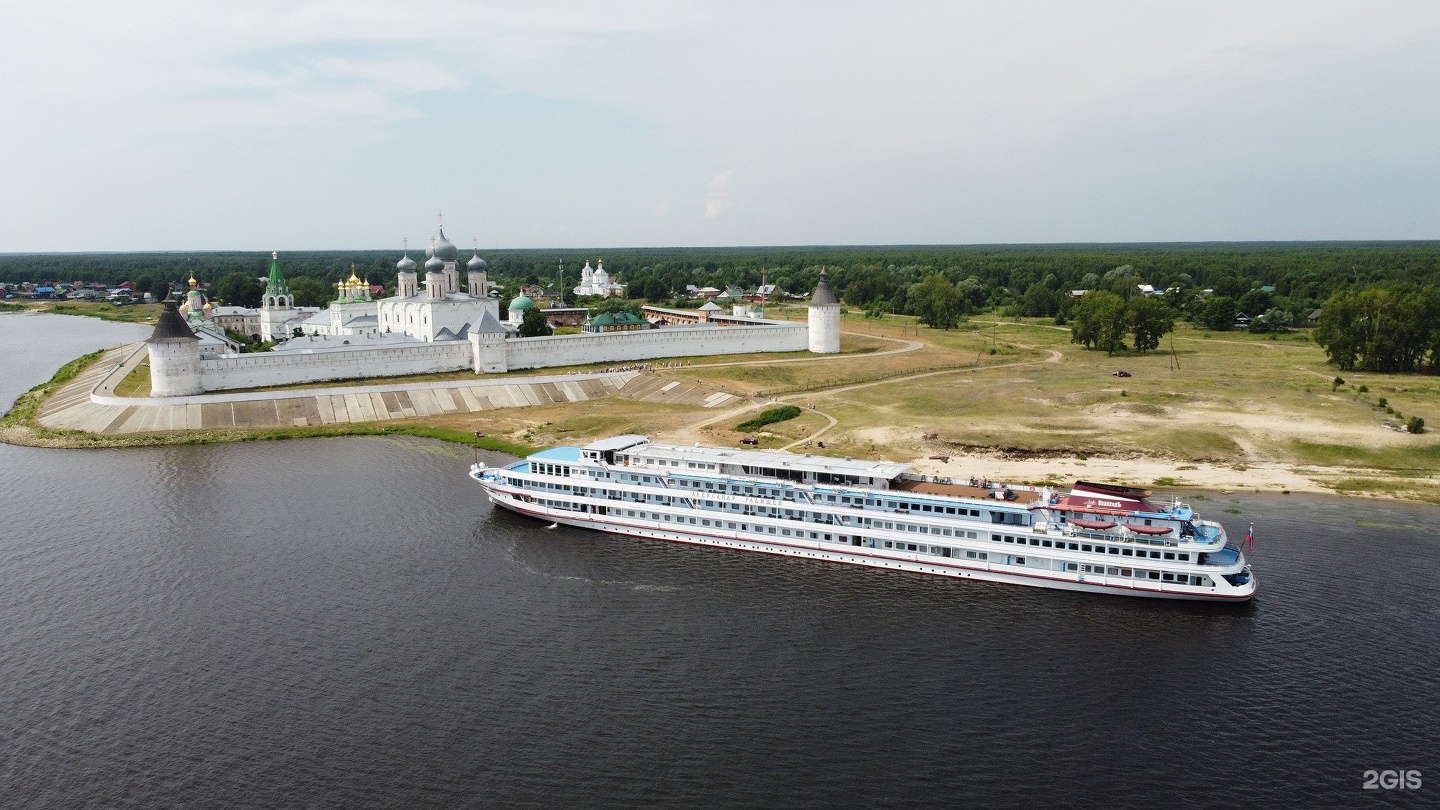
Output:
(909, 452), (1338, 495)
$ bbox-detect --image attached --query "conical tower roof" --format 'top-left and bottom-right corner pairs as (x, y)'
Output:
(809, 268), (838, 307)
(148, 302), (198, 342)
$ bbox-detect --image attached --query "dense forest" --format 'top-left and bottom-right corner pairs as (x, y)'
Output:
(5, 242), (1438, 307)
(5, 243), (1440, 368)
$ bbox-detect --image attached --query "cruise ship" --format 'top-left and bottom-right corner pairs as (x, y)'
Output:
(470, 435), (1257, 601)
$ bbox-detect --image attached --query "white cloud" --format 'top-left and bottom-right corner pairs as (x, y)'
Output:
(703, 171), (733, 220)
(1, 1), (1438, 249)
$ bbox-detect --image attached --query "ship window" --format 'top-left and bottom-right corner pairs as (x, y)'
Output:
(1108, 547), (1119, 555)
(1016, 556), (1026, 565)
(1041, 540), (1052, 548)
(1120, 568), (1132, 577)
(942, 529), (951, 536)
(1163, 552), (1175, 560)
(728, 522), (736, 529)
(1122, 548), (1133, 556)
(1107, 567), (1120, 575)
(782, 529), (791, 536)
(1081, 544), (1092, 552)
(1066, 563), (1078, 571)
(884, 541), (893, 548)
(768, 527), (775, 534)
(921, 504), (931, 512)
(1162, 573), (1174, 582)
(907, 543), (918, 551)
(1149, 572), (1161, 580)
(1178, 554), (1189, 562)
(1030, 538), (1039, 546)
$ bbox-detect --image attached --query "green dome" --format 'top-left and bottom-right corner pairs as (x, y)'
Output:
(509, 294), (536, 311)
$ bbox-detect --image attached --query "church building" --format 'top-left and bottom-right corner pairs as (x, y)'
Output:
(573, 259), (625, 297)
(376, 226), (499, 342)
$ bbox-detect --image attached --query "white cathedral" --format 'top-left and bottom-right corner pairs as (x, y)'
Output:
(259, 224), (500, 346)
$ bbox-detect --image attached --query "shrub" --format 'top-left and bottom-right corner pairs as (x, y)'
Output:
(1332, 376), (1345, 390)
(1378, 397), (1388, 408)
(1407, 417), (1426, 434)
(736, 405), (802, 432)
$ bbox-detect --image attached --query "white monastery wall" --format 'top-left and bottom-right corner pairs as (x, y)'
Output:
(173, 320), (807, 393)
(198, 343), (471, 390)
(503, 323), (807, 370)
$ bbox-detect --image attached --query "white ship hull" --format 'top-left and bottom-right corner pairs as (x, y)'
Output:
(479, 479), (1256, 602)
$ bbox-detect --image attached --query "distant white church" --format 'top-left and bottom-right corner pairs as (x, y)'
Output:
(573, 259), (625, 297)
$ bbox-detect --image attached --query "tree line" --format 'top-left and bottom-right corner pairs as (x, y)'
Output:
(1314, 282), (1440, 373)
(6, 243), (1440, 342)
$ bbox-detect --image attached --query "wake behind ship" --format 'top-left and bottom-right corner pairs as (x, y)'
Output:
(470, 436), (1257, 601)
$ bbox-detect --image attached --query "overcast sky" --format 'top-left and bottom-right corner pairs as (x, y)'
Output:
(3, 1), (1437, 251)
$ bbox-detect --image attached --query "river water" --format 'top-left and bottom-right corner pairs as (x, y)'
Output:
(1, 312), (1436, 808)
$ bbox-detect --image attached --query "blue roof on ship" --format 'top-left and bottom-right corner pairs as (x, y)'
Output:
(531, 446), (583, 461)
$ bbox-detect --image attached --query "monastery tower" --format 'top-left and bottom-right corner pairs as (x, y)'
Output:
(259, 251), (297, 341)
(147, 302), (203, 396)
(807, 267), (840, 353)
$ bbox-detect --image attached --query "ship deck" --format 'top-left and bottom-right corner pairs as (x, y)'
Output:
(893, 478), (1043, 505)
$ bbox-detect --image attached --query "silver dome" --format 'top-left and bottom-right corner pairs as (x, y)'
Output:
(433, 228), (459, 261)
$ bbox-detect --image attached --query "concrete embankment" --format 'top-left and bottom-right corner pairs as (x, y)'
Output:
(31, 343), (740, 435)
